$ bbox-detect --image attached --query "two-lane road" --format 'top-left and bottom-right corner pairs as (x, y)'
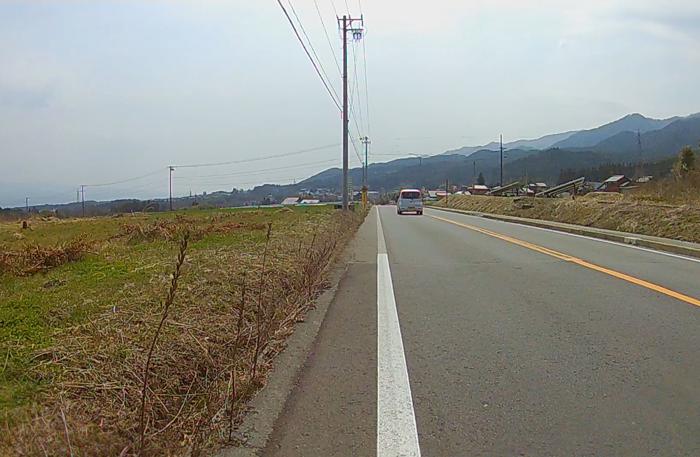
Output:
(263, 206), (700, 456)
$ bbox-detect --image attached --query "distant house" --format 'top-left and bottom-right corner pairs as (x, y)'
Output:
(281, 197), (299, 205)
(467, 185), (490, 195)
(434, 190), (449, 198)
(299, 199), (321, 205)
(427, 190), (450, 199)
(525, 182), (548, 193)
(599, 175), (632, 193)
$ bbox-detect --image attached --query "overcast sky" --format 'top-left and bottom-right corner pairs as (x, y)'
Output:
(1, 0), (699, 207)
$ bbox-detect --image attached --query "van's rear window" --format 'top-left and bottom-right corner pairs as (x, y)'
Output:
(400, 191), (420, 199)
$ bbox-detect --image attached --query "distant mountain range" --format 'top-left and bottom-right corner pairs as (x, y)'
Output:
(551, 113), (687, 149)
(444, 112), (698, 156)
(7, 111), (700, 215)
(293, 112), (700, 191)
(443, 130), (577, 156)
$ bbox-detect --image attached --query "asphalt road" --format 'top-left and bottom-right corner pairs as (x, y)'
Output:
(262, 206), (700, 457)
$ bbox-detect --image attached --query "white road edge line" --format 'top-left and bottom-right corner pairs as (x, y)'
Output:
(426, 208), (700, 264)
(376, 207), (422, 457)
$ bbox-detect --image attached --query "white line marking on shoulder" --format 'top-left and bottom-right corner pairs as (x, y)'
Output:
(376, 207), (422, 457)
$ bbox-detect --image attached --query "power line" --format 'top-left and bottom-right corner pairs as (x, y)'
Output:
(361, 27), (371, 138)
(313, 0), (342, 78)
(348, 126), (363, 163)
(286, 0), (341, 105)
(86, 179), (166, 197)
(171, 143), (340, 169)
(345, 39), (365, 143)
(83, 168), (165, 188)
(350, 38), (364, 137)
(328, 0), (339, 18)
(276, 0), (341, 111)
(173, 158), (340, 181)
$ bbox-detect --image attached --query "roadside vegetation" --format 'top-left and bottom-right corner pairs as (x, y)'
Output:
(436, 146), (700, 243)
(0, 205), (365, 455)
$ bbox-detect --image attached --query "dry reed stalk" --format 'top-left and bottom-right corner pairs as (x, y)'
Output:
(138, 231), (190, 455)
(59, 403), (74, 457)
(228, 272), (247, 441)
(251, 223), (272, 382)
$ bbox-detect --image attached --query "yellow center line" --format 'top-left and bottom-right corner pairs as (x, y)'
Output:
(429, 214), (700, 308)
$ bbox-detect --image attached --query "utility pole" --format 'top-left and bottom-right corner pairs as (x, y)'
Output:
(169, 166), (175, 211)
(339, 15), (364, 210)
(341, 16), (349, 210)
(360, 136), (370, 209)
(500, 134), (504, 187)
(25, 197), (29, 213)
(80, 185), (85, 217)
(360, 136), (371, 187)
(445, 179), (449, 207)
(525, 161), (529, 197)
(635, 130), (644, 180)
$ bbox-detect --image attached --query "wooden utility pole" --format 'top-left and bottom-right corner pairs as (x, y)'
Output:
(339, 15), (364, 210)
(500, 134), (504, 187)
(361, 136), (371, 187)
(445, 179), (449, 207)
(169, 166), (175, 211)
(80, 185), (85, 217)
(342, 16), (349, 210)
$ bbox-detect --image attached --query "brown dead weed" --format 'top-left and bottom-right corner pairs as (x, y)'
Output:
(0, 238), (92, 276)
(119, 214), (267, 244)
(2, 208), (366, 456)
(440, 194), (700, 243)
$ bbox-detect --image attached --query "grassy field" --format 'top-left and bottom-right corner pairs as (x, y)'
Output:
(0, 205), (365, 455)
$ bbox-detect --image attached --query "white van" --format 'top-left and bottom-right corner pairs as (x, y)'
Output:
(397, 189), (423, 215)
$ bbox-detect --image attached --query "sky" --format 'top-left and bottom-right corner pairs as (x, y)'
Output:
(1, 0), (699, 207)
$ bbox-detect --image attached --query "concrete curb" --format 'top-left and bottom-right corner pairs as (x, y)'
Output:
(430, 206), (700, 259)
(214, 218), (368, 457)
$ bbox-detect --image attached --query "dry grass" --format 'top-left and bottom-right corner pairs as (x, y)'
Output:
(438, 193), (700, 243)
(1, 206), (366, 456)
(630, 171), (700, 205)
(118, 214), (266, 244)
(0, 238), (92, 276)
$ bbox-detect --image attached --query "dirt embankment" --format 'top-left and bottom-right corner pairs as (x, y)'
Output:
(437, 194), (700, 243)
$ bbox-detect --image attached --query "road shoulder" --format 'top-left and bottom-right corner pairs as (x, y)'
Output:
(216, 209), (378, 457)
